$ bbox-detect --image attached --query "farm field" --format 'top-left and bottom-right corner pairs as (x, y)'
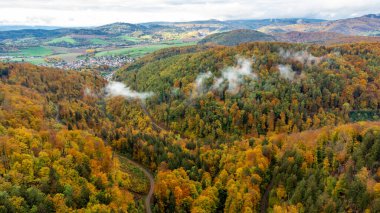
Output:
(119, 35), (142, 42)
(94, 41), (196, 57)
(89, 38), (109, 45)
(3, 57), (45, 64)
(46, 36), (77, 44)
(6, 46), (53, 57)
(48, 52), (83, 62)
(0, 40), (196, 68)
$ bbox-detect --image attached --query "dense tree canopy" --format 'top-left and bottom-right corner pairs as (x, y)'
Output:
(0, 64), (142, 212)
(0, 41), (380, 212)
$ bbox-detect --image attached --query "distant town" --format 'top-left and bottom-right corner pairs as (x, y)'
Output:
(0, 55), (134, 71)
(44, 55), (135, 70)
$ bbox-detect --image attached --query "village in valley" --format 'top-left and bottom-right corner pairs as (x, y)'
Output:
(43, 55), (134, 70)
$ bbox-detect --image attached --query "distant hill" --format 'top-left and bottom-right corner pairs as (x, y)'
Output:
(198, 29), (276, 46)
(0, 18), (325, 42)
(1, 15), (379, 63)
(0, 29), (63, 40)
(146, 18), (325, 30)
(0, 25), (60, 31)
(198, 30), (380, 46)
(275, 31), (380, 44)
(275, 31), (343, 43)
(259, 14), (380, 36)
(363, 14), (380, 19)
(95, 22), (149, 35)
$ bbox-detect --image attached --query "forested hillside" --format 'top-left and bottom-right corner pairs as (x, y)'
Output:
(112, 42), (380, 212)
(115, 42), (380, 140)
(198, 30), (276, 46)
(0, 41), (380, 212)
(0, 64), (146, 212)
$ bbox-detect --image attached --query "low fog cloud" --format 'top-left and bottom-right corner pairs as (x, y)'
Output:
(279, 48), (322, 66)
(106, 81), (154, 100)
(278, 64), (296, 81)
(192, 57), (257, 96)
(193, 71), (212, 97)
(212, 58), (257, 94)
(83, 87), (97, 97)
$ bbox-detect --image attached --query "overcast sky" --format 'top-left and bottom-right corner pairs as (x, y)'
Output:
(0, 0), (379, 27)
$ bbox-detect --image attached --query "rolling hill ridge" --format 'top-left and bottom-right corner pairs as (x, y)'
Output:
(198, 29), (276, 46)
(259, 14), (380, 36)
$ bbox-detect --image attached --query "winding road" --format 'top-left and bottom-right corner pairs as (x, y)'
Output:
(116, 153), (155, 213)
(55, 104), (61, 123)
(105, 81), (167, 212)
(139, 102), (169, 132)
(260, 179), (274, 213)
(53, 76), (156, 212)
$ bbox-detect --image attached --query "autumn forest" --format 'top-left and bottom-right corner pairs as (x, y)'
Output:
(0, 41), (380, 213)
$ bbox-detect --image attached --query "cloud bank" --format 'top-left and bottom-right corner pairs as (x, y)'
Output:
(0, 0), (379, 26)
(105, 81), (153, 100)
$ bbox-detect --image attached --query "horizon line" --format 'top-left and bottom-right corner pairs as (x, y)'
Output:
(0, 13), (378, 29)
(0, 16), (356, 29)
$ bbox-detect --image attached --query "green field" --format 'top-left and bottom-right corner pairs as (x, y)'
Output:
(4, 57), (46, 65)
(0, 41), (196, 66)
(4, 46), (52, 58)
(23, 58), (46, 64)
(89, 38), (108, 45)
(119, 35), (141, 42)
(17, 46), (52, 57)
(47, 36), (77, 44)
(95, 42), (196, 58)
(26, 47), (51, 56)
(2, 46), (54, 65)
(48, 52), (82, 62)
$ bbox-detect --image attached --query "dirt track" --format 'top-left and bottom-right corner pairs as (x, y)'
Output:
(117, 154), (155, 213)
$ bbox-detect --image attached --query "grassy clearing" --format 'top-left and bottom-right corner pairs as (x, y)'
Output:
(22, 47), (52, 57)
(9, 46), (53, 57)
(3, 46), (52, 64)
(47, 36), (77, 44)
(48, 52), (82, 62)
(4, 57), (46, 65)
(119, 35), (141, 42)
(24, 58), (46, 64)
(118, 155), (149, 194)
(95, 42), (196, 58)
(89, 38), (108, 45)
(48, 46), (71, 54)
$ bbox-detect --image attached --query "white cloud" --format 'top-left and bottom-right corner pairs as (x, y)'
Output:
(279, 48), (322, 66)
(212, 57), (256, 94)
(193, 71), (213, 97)
(278, 64), (296, 81)
(0, 0), (379, 26)
(105, 81), (154, 100)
